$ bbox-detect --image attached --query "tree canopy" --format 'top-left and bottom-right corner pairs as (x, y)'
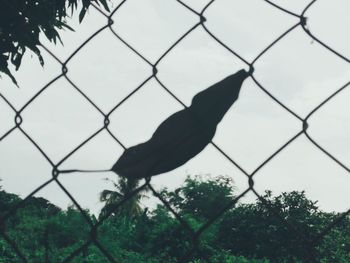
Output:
(0, 0), (110, 86)
(1, 175), (349, 262)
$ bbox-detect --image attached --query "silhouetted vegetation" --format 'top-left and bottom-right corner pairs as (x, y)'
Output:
(0, 176), (349, 262)
(0, 0), (110, 86)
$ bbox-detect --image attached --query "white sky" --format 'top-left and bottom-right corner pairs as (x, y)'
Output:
(0, 0), (350, 216)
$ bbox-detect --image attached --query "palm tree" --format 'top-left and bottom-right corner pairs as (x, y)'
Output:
(99, 177), (147, 220)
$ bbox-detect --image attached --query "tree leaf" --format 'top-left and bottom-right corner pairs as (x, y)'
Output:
(0, 55), (18, 87)
(98, 0), (110, 12)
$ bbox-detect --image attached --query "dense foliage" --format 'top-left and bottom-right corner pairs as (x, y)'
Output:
(0, 176), (349, 262)
(0, 0), (110, 86)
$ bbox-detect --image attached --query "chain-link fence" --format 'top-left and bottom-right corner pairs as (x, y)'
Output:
(1, 0), (349, 262)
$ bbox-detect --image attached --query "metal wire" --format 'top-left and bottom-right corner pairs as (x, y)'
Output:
(0, 0), (349, 262)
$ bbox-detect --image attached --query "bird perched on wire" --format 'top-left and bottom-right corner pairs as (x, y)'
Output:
(112, 69), (249, 179)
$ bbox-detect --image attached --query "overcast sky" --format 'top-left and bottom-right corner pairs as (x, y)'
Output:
(1, 0), (350, 216)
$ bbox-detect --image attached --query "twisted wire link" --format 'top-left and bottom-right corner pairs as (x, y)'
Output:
(0, 0), (349, 262)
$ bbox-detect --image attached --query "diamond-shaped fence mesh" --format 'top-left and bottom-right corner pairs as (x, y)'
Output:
(0, 0), (349, 262)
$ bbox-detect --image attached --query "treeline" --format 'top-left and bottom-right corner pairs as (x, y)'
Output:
(0, 176), (349, 262)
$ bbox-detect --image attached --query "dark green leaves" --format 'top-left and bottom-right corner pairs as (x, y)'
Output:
(0, 0), (110, 86)
(97, 0), (110, 12)
(79, 0), (91, 22)
(0, 54), (18, 86)
(1, 176), (350, 262)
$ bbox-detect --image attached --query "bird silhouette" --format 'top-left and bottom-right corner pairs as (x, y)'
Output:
(112, 69), (249, 179)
